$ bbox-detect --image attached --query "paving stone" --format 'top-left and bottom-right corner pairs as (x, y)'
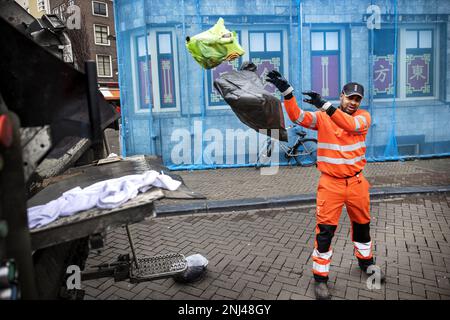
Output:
(112, 288), (137, 300)
(215, 287), (240, 299)
(398, 292), (427, 300)
(344, 286), (359, 300)
(199, 285), (219, 299)
(237, 287), (255, 300)
(276, 290), (292, 300)
(385, 289), (399, 300)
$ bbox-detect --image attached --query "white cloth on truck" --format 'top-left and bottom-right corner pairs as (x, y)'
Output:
(27, 170), (181, 229)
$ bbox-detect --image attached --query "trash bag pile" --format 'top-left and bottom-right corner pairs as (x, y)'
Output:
(186, 17), (245, 69)
(213, 62), (288, 141)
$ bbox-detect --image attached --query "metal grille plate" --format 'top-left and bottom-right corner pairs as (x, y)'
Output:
(130, 253), (187, 281)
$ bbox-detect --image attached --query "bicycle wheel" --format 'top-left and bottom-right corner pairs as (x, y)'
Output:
(292, 138), (317, 167)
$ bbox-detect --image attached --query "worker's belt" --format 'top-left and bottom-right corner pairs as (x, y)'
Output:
(342, 170), (362, 179)
(325, 170), (362, 179)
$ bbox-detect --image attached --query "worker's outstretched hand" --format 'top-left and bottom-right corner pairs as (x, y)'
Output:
(266, 70), (294, 98)
(302, 91), (332, 111)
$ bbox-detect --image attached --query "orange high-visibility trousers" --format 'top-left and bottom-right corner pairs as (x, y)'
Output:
(312, 172), (374, 282)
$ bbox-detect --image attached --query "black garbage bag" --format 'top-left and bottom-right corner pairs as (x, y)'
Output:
(213, 62), (288, 141)
(173, 254), (208, 283)
(173, 265), (207, 283)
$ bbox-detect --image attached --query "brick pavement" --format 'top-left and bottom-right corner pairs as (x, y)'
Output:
(83, 192), (450, 300)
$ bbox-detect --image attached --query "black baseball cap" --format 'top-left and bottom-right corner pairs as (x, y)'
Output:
(342, 82), (364, 98)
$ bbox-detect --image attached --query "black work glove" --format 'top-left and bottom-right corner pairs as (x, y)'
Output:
(265, 70), (294, 98)
(302, 91), (336, 115)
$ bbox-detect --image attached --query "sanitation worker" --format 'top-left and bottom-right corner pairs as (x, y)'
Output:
(266, 70), (385, 300)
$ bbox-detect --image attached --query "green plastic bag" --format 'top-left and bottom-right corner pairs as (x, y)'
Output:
(186, 18), (245, 69)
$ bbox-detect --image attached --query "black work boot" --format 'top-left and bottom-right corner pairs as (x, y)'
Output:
(314, 281), (331, 300)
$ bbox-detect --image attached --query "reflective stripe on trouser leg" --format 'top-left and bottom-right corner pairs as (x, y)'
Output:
(354, 241), (372, 259)
(352, 221), (373, 266)
(312, 248), (332, 279)
(312, 224), (336, 282)
(314, 174), (344, 282)
(346, 176), (374, 268)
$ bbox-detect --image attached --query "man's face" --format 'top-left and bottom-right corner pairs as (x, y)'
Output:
(340, 93), (362, 115)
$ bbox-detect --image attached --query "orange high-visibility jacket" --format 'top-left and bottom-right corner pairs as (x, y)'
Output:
(284, 96), (371, 178)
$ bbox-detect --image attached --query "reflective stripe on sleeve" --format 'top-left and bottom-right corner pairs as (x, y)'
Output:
(354, 115), (368, 131)
(354, 117), (361, 131)
(309, 112), (317, 129)
(359, 115), (368, 127)
(296, 109), (306, 124)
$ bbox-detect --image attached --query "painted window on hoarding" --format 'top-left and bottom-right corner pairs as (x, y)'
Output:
(157, 32), (177, 109)
(372, 29), (396, 98)
(371, 27), (436, 100)
(136, 34), (152, 110)
(405, 29), (433, 97)
(133, 31), (179, 112)
(311, 30), (341, 100)
(249, 31), (283, 100)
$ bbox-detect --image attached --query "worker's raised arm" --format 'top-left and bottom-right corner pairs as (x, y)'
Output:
(301, 91), (370, 134)
(283, 96), (319, 130)
(329, 108), (371, 134)
(266, 70), (318, 130)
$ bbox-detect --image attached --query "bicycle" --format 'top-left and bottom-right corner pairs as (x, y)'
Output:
(255, 125), (318, 168)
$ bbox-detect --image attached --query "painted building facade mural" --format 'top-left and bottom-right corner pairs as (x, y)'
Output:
(113, 0), (450, 169)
